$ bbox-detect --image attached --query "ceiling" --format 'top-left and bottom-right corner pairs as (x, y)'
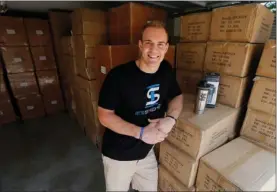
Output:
(1, 1), (269, 18)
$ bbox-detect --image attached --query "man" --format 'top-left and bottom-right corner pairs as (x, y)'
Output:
(98, 20), (183, 191)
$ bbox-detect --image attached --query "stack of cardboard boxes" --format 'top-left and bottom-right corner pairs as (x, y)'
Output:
(194, 5), (276, 191)
(240, 40), (276, 152)
(159, 3), (275, 191)
(158, 95), (242, 191)
(176, 12), (211, 94)
(25, 18), (64, 115)
(0, 16), (63, 120)
(0, 16), (44, 120)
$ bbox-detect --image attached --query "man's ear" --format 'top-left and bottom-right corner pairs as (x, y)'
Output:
(138, 40), (143, 50)
(164, 43), (169, 53)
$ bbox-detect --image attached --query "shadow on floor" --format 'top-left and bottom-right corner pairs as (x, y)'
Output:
(0, 112), (106, 192)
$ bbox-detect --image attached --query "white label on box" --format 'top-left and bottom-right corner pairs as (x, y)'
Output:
(0, 111), (3, 115)
(39, 56), (47, 61)
(36, 30), (44, 35)
(20, 82), (28, 87)
(27, 106), (34, 110)
(101, 66), (106, 74)
(45, 79), (54, 84)
(13, 57), (22, 63)
(51, 100), (58, 105)
(6, 29), (16, 35)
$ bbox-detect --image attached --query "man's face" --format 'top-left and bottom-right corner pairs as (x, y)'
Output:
(139, 27), (169, 67)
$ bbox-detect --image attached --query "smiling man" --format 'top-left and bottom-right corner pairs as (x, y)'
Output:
(98, 20), (183, 191)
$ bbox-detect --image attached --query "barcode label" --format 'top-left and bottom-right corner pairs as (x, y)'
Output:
(36, 30), (44, 35)
(39, 56), (47, 60)
(6, 29), (16, 34)
(101, 66), (106, 74)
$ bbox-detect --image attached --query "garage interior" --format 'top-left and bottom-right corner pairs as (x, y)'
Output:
(0, 1), (276, 192)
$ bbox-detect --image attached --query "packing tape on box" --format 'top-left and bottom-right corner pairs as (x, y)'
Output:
(216, 146), (262, 188)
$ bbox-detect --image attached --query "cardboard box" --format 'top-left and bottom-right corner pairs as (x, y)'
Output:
(167, 95), (241, 159)
(72, 86), (85, 130)
(74, 35), (98, 80)
(71, 8), (107, 42)
(109, 2), (167, 45)
(180, 12), (212, 42)
(210, 4), (274, 43)
(218, 74), (251, 108)
(42, 89), (64, 115)
(30, 46), (56, 71)
(36, 70), (60, 95)
(176, 43), (206, 71)
(97, 45), (139, 90)
(196, 137), (276, 191)
(159, 141), (198, 188)
(164, 45), (175, 68)
(0, 100), (16, 125)
(240, 108), (275, 152)
(248, 76), (276, 115)
(0, 75), (9, 101)
(204, 42), (263, 77)
(61, 36), (75, 56)
(75, 75), (98, 102)
(17, 94), (45, 120)
(24, 18), (51, 46)
(1, 47), (34, 73)
(159, 165), (194, 192)
(0, 16), (28, 46)
(176, 70), (203, 94)
(8, 72), (39, 98)
(256, 39), (276, 79)
(61, 55), (76, 85)
(48, 11), (72, 79)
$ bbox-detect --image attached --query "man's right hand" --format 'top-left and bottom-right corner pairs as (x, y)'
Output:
(140, 121), (168, 144)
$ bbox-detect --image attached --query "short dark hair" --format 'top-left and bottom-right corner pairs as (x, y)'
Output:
(141, 20), (169, 41)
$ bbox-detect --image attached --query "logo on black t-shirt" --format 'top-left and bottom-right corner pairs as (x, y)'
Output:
(146, 84), (160, 108)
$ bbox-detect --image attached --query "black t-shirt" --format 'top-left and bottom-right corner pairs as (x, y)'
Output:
(98, 60), (182, 161)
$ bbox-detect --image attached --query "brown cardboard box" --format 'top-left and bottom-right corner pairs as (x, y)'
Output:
(176, 43), (206, 71)
(74, 35), (98, 80)
(36, 70), (60, 95)
(196, 137), (275, 191)
(159, 141), (198, 188)
(30, 46), (56, 71)
(256, 40), (276, 79)
(0, 16), (28, 46)
(164, 45), (175, 68)
(248, 76), (276, 115)
(180, 12), (212, 42)
(176, 70), (203, 94)
(218, 74), (251, 108)
(0, 75), (9, 101)
(75, 75), (98, 102)
(61, 36), (75, 56)
(204, 42), (263, 77)
(1, 47), (34, 73)
(72, 86), (85, 130)
(42, 90), (64, 114)
(71, 8), (107, 42)
(240, 108), (275, 152)
(210, 4), (274, 43)
(109, 2), (167, 45)
(97, 45), (139, 90)
(24, 18), (51, 46)
(167, 95), (241, 159)
(8, 72), (39, 98)
(61, 55), (76, 85)
(159, 165), (194, 192)
(0, 100), (16, 125)
(17, 94), (45, 120)
(48, 11), (71, 79)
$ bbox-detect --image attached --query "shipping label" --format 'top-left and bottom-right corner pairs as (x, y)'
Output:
(36, 30), (44, 35)
(186, 21), (206, 40)
(218, 82), (231, 98)
(39, 56), (47, 61)
(163, 151), (183, 174)
(260, 87), (276, 106)
(6, 29), (16, 35)
(211, 51), (235, 68)
(169, 126), (193, 150)
(219, 15), (247, 33)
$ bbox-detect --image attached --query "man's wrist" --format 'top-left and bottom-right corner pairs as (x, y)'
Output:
(166, 115), (177, 124)
(133, 125), (141, 139)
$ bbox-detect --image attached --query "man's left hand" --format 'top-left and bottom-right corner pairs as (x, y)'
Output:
(148, 117), (176, 134)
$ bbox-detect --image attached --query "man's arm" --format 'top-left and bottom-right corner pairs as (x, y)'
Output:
(166, 94), (183, 119)
(98, 107), (140, 139)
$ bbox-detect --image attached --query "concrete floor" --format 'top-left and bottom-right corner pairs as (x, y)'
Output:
(0, 112), (106, 192)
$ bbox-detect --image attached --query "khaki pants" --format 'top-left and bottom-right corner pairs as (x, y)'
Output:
(102, 149), (158, 191)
